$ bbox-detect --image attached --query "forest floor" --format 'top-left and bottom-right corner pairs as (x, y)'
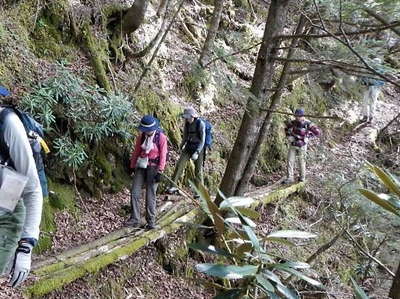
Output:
(0, 91), (399, 298)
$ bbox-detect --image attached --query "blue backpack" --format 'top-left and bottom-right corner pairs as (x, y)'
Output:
(196, 118), (213, 149)
(0, 106), (48, 197)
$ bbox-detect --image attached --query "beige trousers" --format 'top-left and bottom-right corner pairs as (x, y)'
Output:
(362, 85), (381, 120)
(287, 145), (307, 180)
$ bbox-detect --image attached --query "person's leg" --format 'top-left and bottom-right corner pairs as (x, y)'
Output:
(144, 167), (158, 227)
(369, 86), (380, 120)
(286, 146), (296, 182)
(0, 201), (25, 274)
(128, 169), (145, 226)
(299, 146), (307, 181)
(194, 149), (205, 185)
(362, 88), (370, 121)
(168, 151), (190, 192)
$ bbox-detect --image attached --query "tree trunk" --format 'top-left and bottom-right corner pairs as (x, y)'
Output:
(390, 261), (400, 299)
(198, 0), (224, 67)
(235, 15), (307, 195)
(216, 0), (292, 204)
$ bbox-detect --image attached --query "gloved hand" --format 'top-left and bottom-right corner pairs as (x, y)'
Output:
(10, 241), (33, 288)
(304, 137), (309, 144)
(154, 172), (162, 183)
(288, 136), (295, 142)
(191, 152), (199, 161)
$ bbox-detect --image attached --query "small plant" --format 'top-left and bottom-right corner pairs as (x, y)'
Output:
(189, 183), (323, 298)
(358, 162), (400, 298)
(21, 64), (138, 169)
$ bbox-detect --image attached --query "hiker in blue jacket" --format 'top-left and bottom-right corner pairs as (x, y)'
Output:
(0, 86), (43, 288)
(167, 107), (206, 194)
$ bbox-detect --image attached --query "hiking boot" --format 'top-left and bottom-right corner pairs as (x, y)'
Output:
(299, 178), (306, 183)
(142, 223), (159, 230)
(367, 116), (373, 123)
(125, 216), (140, 228)
(361, 116), (368, 123)
(166, 187), (179, 194)
(283, 178), (295, 184)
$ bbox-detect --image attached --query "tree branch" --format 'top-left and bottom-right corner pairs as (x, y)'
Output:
(305, 3), (400, 88)
(259, 108), (342, 120)
(133, 0), (185, 93)
(345, 230), (395, 277)
(204, 41), (262, 68)
(274, 21), (400, 40)
(364, 8), (400, 37)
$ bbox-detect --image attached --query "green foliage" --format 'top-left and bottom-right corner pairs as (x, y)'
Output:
(190, 183), (322, 298)
(21, 65), (137, 170)
(350, 276), (370, 298)
(359, 162), (400, 217)
(182, 63), (209, 97)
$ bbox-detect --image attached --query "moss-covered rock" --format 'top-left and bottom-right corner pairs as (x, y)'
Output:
(135, 88), (182, 147)
(35, 180), (77, 254)
(31, 16), (74, 60)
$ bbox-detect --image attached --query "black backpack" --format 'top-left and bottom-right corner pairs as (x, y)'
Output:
(0, 106), (48, 197)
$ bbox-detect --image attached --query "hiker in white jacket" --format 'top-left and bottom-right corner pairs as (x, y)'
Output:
(0, 87), (43, 288)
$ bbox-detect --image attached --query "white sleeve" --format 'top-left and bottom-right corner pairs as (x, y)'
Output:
(3, 112), (43, 240)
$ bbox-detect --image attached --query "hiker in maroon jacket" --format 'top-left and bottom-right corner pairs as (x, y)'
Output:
(284, 108), (320, 184)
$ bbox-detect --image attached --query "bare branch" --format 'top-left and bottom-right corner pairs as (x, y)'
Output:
(274, 21), (400, 40)
(133, 0), (186, 93)
(345, 230), (395, 277)
(364, 8), (400, 37)
(204, 42), (262, 68)
(259, 108), (342, 120)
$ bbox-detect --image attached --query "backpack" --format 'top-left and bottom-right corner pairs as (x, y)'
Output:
(196, 118), (213, 149)
(0, 106), (49, 197)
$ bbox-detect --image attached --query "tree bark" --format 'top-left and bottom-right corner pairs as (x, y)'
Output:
(216, 0), (292, 204)
(390, 261), (400, 299)
(235, 15), (307, 195)
(198, 0), (224, 67)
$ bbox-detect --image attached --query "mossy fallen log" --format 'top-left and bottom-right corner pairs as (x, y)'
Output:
(25, 182), (304, 297)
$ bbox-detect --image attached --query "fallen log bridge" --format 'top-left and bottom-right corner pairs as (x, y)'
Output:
(25, 181), (304, 297)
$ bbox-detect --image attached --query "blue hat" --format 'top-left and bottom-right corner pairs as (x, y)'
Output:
(0, 86), (10, 97)
(138, 115), (159, 132)
(294, 108), (305, 116)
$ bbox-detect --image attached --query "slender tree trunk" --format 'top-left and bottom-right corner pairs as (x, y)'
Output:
(198, 0), (224, 67)
(235, 15), (307, 195)
(216, 0), (292, 204)
(390, 261), (400, 299)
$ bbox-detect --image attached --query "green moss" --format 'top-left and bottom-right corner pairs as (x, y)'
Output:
(182, 63), (209, 99)
(26, 208), (202, 297)
(135, 88), (182, 147)
(31, 17), (74, 60)
(82, 24), (112, 92)
(34, 180), (77, 254)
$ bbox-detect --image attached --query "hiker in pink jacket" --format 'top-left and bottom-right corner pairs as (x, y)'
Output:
(127, 115), (168, 229)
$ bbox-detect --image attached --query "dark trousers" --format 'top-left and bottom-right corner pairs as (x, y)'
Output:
(130, 167), (158, 225)
(171, 148), (204, 186)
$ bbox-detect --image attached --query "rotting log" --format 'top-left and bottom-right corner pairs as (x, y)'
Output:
(24, 182), (304, 297)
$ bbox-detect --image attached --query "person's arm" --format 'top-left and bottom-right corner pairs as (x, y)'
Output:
(3, 112), (42, 288)
(196, 120), (206, 153)
(285, 121), (293, 137)
(308, 123), (321, 138)
(157, 133), (168, 172)
(179, 123), (188, 150)
(129, 134), (143, 169)
(3, 113), (42, 241)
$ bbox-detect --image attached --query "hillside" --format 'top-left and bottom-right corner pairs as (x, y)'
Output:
(0, 0), (399, 298)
